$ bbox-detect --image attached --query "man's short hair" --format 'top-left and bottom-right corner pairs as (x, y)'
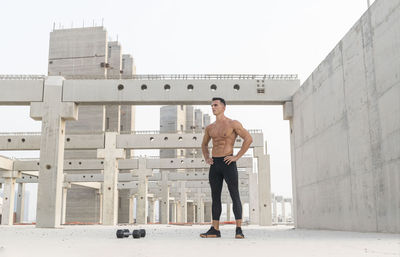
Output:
(212, 97), (226, 106)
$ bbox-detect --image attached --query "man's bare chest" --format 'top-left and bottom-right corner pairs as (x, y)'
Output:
(209, 124), (235, 139)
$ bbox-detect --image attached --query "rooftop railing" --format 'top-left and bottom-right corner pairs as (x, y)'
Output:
(121, 129), (263, 134)
(63, 74), (298, 80)
(0, 75), (45, 80)
(0, 74), (298, 81)
(0, 129), (262, 136)
(0, 132), (41, 136)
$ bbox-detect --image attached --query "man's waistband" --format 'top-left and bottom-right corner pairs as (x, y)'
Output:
(212, 154), (233, 160)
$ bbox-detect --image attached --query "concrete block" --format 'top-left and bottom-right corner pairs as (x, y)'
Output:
(0, 156), (13, 171)
(283, 101), (293, 120)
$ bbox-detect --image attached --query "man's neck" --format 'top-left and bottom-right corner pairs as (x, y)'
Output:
(215, 113), (226, 122)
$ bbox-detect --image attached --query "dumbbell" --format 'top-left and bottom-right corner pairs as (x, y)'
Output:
(116, 229), (130, 238)
(116, 229), (146, 239)
(132, 229), (146, 238)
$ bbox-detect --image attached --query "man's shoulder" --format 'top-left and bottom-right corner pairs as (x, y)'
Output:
(205, 123), (215, 131)
(229, 119), (242, 127)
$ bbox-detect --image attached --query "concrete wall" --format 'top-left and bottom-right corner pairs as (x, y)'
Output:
(160, 106), (178, 158)
(203, 114), (211, 128)
(194, 109), (203, 132)
(121, 105), (135, 158)
(48, 27), (107, 77)
(65, 185), (101, 223)
(54, 27), (108, 158)
(66, 105), (105, 133)
(117, 189), (131, 223)
(105, 42), (122, 134)
(185, 106), (194, 131)
(160, 106), (187, 158)
(121, 54), (136, 76)
(292, 0), (400, 233)
(107, 41), (122, 76)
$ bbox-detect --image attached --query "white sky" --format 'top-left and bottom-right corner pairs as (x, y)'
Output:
(0, 0), (374, 209)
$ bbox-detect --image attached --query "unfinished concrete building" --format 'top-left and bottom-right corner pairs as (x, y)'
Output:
(48, 26), (136, 223)
(0, 0), (399, 233)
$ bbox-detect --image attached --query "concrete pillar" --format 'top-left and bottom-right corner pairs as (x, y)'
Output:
(254, 145), (272, 226)
(1, 176), (16, 225)
(288, 199), (293, 221)
(187, 202), (195, 223)
(158, 199), (162, 223)
(134, 158), (153, 225)
(193, 203), (196, 222)
(97, 190), (103, 224)
(226, 203), (232, 222)
(196, 193), (204, 223)
(177, 182), (187, 223)
(97, 132), (125, 225)
(248, 168), (259, 224)
(148, 198), (156, 223)
(286, 110), (298, 227)
(16, 183), (25, 223)
(160, 170), (170, 224)
(275, 195), (282, 222)
(170, 202), (177, 223)
(204, 202), (212, 222)
(30, 76), (78, 228)
(176, 201), (182, 223)
(61, 183), (71, 225)
(136, 176), (148, 224)
(272, 195), (278, 223)
(128, 195), (135, 224)
(281, 199), (286, 223)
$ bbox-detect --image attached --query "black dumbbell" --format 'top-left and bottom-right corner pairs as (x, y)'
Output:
(116, 229), (130, 238)
(116, 229), (146, 239)
(132, 229), (146, 238)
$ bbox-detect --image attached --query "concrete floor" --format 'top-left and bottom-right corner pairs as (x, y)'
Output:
(0, 224), (398, 257)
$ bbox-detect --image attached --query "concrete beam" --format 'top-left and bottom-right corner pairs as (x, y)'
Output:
(117, 133), (264, 149)
(0, 156), (13, 171)
(0, 75), (300, 106)
(120, 181), (249, 192)
(71, 182), (101, 189)
(0, 132), (261, 150)
(11, 157), (252, 171)
(0, 76), (44, 105)
(62, 76), (300, 105)
(0, 134), (104, 151)
(2, 170), (249, 184)
(144, 157), (253, 169)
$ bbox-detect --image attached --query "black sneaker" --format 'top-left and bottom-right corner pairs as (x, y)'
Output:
(200, 226), (221, 238)
(235, 227), (244, 239)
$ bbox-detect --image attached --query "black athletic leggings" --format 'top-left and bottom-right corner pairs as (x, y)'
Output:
(209, 156), (242, 220)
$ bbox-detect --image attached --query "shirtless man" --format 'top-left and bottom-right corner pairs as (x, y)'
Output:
(200, 97), (253, 239)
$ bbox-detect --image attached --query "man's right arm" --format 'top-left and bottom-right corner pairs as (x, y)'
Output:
(202, 126), (213, 165)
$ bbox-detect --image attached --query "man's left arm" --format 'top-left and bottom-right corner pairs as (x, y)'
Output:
(224, 121), (253, 165)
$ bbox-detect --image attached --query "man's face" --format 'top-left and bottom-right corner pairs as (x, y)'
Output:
(211, 100), (225, 115)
